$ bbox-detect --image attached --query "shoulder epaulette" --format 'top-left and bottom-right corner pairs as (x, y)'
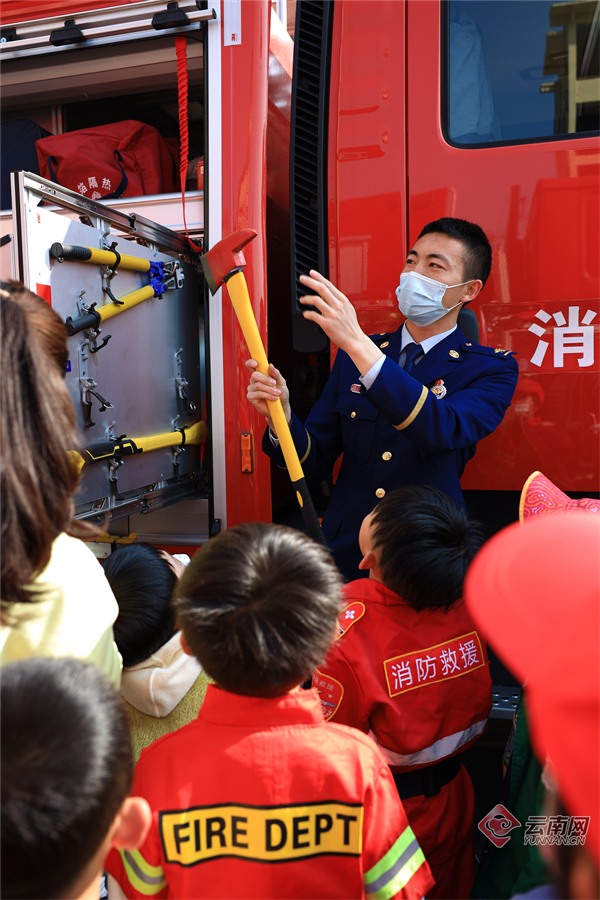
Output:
(461, 342), (516, 359)
(370, 332), (391, 344)
(335, 601), (365, 641)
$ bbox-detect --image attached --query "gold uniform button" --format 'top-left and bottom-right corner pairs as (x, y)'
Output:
(449, 350), (460, 358)
(350, 411), (356, 419)
(380, 341), (389, 348)
(376, 488), (386, 499)
(382, 451), (392, 461)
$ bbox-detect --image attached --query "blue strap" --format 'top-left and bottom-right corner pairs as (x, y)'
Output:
(47, 155), (59, 184)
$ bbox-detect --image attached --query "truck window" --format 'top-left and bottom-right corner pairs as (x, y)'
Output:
(444, 0), (600, 146)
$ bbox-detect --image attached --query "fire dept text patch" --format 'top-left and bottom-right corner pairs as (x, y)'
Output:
(384, 631), (485, 698)
(159, 801), (363, 866)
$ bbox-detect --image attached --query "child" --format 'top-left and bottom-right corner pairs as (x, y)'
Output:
(103, 542), (211, 760)
(466, 511), (600, 898)
(313, 486), (491, 899)
(1, 282), (121, 688)
(105, 522), (434, 900)
(1, 657), (151, 900)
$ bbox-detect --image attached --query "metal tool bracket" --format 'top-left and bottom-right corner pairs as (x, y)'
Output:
(175, 347), (197, 415)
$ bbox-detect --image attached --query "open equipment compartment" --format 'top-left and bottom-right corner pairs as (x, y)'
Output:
(10, 170), (207, 538)
(0, 1), (222, 547)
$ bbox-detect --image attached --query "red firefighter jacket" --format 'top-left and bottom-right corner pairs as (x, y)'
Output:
(313, 579), (492, 771)
(105, 685), (434, 900)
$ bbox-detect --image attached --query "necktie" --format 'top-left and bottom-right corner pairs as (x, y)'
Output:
(403, 342), (422, 374)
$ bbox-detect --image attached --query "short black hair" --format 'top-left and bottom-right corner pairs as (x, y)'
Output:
(103, 543), (177, 668)
(418, 217), (492, 286)
(174, 523), (343, 697)
(370, 485), (485, 611)
(1, 658), (133, 900)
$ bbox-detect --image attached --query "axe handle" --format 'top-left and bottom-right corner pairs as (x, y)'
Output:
(225, 271), (327, 547)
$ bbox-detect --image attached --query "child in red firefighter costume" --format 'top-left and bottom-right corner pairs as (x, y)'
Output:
(105, 522), (434, 900)
(313, 486), (492, 900)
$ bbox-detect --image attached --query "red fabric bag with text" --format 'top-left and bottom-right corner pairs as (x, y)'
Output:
(36, 120), (178, 200)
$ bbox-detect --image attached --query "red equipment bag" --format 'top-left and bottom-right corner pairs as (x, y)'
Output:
(36, 120), (179, 200)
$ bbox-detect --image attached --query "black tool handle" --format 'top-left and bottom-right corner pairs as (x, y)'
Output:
(65, 308), (101, 336)
(80, 436), (140, 465)
(80, 440), (117, 463)
(293, 477), (328, 547)
(50, 242), (93, 263)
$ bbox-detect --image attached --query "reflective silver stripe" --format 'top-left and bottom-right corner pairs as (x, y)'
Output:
(369, 718), (488, 767)
(365, 838), (420, 895)
(123, 851), (165, 886)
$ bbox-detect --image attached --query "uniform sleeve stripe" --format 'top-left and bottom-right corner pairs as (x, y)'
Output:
(393, 385), (428, 431)
(299, 429), (312, 464)
(278, 430), (311, 469)
(365, 836), (419, 894)
(366, 845), (426, 900)
(122, 850), (167, 896)
(364, 827), (415, 885)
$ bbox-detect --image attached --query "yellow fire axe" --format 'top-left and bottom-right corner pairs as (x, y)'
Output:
(201, 229), (326, 547)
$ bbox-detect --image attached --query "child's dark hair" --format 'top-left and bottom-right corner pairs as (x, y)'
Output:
(418, 217), (492, 286)
(102, 543), (177, 668)
(370, 485), (485, 611)
(174, 522), (343, 697)
(1, 657), (133, 900)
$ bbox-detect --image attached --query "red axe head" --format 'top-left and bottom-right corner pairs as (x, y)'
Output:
(200, 229), (257, 295)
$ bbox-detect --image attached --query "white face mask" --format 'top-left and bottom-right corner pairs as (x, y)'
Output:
(395, 271), (472, 327)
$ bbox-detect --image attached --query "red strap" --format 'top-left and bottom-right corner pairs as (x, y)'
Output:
(176, 35), (203, 254)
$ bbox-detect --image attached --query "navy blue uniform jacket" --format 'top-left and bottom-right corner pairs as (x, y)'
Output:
(263, 325), (518, 580)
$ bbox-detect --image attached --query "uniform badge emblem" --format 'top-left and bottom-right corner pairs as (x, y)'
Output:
(312, 668), (344, 721)
(449, 349), (460, 359)
(350, 384), (361, 393)
(431, 378), (447, 399)
(335, 601), (365, 640)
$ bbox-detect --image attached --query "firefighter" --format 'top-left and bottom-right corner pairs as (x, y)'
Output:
(246, 217), (518, 581)
(313, 486), (491, 899)
(105, 522), (434, 900)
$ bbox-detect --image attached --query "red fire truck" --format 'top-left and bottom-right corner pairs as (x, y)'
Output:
(1, 0), (598, 554)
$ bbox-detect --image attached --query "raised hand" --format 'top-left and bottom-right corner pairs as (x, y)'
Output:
(299, 271), (382, 375)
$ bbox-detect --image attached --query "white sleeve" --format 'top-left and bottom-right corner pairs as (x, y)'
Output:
(359, 355), (386, 390)
(106, 872), (128, 900)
